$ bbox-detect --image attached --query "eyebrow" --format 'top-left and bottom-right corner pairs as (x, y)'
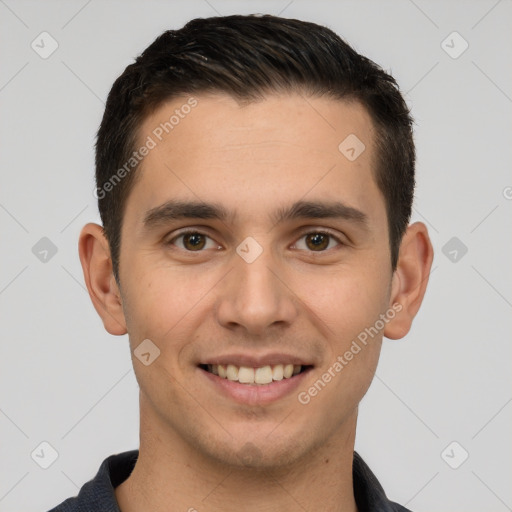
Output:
(143, 199), (369, 230)
(271, 200), (368, 227)
(144, 200), (230, 227)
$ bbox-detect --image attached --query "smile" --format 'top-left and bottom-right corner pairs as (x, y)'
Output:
(200, 363), (310, 385)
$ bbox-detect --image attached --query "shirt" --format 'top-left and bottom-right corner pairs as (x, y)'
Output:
(47, 450), (412, 512)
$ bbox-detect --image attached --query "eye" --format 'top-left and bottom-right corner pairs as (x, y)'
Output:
(293, 231), (342, 252)
(167, 230), (220, 252)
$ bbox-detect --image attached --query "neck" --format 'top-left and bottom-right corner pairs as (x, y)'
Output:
(115, 397), (358, 512)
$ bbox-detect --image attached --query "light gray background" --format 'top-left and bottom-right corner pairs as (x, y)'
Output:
(1, 1), (511, 511)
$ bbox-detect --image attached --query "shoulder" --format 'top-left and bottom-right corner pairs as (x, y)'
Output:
(353, 451), (414, 512)
(46, 450), (138, 512)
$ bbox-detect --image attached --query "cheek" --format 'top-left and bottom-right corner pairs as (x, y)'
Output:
(296, 263), (391, 344)
(121, 269), (204, 403)
(306, 264), (389, 411)
(122, 262), (216, 339)
(121, 264), (227, 384)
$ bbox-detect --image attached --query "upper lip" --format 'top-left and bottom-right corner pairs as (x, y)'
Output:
(198, 352), (314, 368)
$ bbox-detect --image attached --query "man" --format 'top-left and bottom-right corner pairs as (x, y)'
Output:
(49, 13), (433, 512)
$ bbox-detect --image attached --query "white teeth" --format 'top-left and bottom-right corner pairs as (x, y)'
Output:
(206, 363), (304, 384)
(238, 366), (255, 384)
(255, 366), (273, 385)
(226, 364), (239, 381)
(218, 364), (227, 378)
(283, 364), (294, 379)
(272, 364), (284, 381)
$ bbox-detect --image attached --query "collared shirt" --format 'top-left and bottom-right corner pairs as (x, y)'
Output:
(47, 450), (412, 512)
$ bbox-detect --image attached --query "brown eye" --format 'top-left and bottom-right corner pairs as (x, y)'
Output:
(167, 231), (218, 252)
(294, 231), (341, 252)
(182, 233), (206, 251)
(305, 233), (329, 251)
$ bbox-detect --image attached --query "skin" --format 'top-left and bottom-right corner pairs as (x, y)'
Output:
(79, 92), (433, 512)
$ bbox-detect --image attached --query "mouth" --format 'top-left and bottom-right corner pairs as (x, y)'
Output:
(198, 363), (313, 385)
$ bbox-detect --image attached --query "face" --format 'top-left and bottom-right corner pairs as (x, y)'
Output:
(117, 92), (395, 468)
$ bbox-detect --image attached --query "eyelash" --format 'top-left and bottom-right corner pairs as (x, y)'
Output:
(166, 228), (344, 253)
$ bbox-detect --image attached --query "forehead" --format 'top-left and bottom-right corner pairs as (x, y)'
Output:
(140, 92), (375, 161)
(129, 92), (383, 227)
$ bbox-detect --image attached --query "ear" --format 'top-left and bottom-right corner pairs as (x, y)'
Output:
(384, 222), (434, 340)
(78, 223), (127, 335)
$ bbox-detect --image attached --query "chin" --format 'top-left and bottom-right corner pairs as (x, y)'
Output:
(198, 430), (313, 471)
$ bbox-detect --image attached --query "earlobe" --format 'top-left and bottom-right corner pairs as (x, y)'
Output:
(384, 222), (434, 340)
(78, 223), (128, 336)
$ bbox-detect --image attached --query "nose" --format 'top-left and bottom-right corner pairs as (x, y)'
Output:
(215, 242), (299, 336)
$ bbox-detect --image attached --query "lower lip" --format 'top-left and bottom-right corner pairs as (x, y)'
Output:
(199, 367), (312, 406)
